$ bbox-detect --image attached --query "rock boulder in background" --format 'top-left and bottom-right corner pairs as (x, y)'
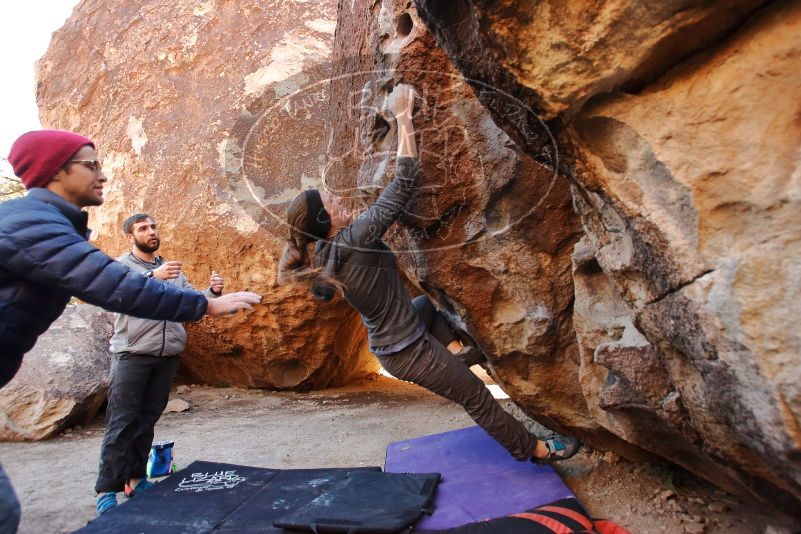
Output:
(36, 0), (379, 389)
(0, 305), (112, 441)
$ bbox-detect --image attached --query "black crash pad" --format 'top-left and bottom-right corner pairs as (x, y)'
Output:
(274, 470), (441, 533)
(76, 461), (382, 534)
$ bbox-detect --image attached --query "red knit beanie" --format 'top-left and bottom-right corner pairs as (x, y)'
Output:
(7, 130), (95, 189)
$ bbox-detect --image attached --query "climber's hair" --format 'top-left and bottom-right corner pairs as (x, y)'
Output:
(277, 191), (344, 294)
(122, 213), (154, 235)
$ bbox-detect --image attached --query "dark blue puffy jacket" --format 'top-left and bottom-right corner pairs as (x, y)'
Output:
(0, 188), (208, 387)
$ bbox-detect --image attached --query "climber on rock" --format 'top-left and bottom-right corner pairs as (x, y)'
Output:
(277, 83), (580, 465)
(0, 129), (261, 532)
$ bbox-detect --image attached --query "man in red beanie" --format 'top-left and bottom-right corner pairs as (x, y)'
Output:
(0, 130), (261, 532)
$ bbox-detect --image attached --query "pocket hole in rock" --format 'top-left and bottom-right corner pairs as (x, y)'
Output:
(396, 12), (413, 38)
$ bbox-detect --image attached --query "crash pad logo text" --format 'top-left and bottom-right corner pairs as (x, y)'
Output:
(175, 470), (247, 493)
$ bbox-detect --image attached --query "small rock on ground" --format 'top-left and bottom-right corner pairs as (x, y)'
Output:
(163, 399), (190, 413)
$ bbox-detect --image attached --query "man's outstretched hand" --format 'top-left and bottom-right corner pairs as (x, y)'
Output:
(205, 291), (261, 317)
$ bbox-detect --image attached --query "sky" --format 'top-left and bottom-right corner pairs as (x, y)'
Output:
(0, 1), (80, 177)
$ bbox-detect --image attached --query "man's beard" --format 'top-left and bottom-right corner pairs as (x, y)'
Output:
(135, 237), (160, 254)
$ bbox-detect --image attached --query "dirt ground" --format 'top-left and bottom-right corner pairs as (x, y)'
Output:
(0, 374), (798, 534)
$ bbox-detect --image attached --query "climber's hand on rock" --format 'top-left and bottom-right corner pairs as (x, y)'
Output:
(385, 84), (417, 120)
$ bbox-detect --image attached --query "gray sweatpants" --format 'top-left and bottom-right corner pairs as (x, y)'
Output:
(0, 462), (20, 534)
(377, 296), (537, 461)
(95, 353), (180, 493)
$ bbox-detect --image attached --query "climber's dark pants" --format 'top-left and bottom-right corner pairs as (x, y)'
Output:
(378, 296), (537, 461)
(412, 295), (456, 347)
(95, 353), (180, 493)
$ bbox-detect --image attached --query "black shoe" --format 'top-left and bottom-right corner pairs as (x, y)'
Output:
(455, 344), (486, 367)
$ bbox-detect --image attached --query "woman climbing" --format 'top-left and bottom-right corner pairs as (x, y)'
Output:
(277, 83), (579, 464)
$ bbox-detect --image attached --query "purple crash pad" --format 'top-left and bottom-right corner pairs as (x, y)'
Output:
(385, 426), (575, 530)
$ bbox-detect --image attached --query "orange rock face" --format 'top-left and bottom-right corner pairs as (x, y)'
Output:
(324, 0), (618, 443)
(35, 0), (378, 389)
(417, 0), (801, 511)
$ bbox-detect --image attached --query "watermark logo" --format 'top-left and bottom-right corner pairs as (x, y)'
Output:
(223, 60), (559, 255)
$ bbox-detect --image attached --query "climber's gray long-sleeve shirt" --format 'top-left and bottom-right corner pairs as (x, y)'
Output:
(315, 158), (540, 461)
(314, 157), (422, 353)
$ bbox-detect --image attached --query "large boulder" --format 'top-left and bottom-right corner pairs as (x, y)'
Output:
(417, 0), (801, 510)
(0, 305), (112, 441)
(36, 0), (379, 388)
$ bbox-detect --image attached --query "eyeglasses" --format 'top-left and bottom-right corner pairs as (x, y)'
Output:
(69, 159), (102, 173)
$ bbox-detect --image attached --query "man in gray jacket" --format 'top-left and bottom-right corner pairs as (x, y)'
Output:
(95, 213), (225, 515)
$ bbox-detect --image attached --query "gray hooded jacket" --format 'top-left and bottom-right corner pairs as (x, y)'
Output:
(109, 253), (218, 356)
